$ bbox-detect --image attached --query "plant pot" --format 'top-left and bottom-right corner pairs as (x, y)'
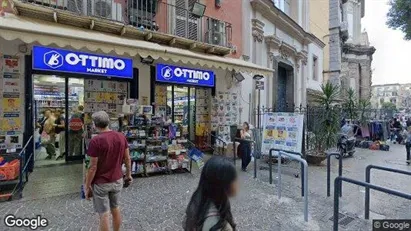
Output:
(305, 153), (327, 165)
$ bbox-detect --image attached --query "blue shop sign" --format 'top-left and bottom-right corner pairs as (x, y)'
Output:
(32, 46), (133, 79)
(156, 64), (215, 87)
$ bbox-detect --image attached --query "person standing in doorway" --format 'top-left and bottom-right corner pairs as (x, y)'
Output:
(68, 105), (84, 156)
(54, 109), (65, 160)
(85, 111), (132, 231)
(239, 122), (252, 172)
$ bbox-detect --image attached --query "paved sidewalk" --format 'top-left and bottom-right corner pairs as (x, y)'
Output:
(0, 144), (410, 230)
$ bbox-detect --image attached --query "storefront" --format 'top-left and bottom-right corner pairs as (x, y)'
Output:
(27, 46), (137, 167)
(150, 63), (215, 143)
(0, 13), (274, 167)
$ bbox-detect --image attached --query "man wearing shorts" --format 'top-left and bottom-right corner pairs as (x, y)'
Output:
(84, 111), (132, 231)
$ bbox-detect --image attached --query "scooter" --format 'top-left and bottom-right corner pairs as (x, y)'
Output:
(337, 133), (356, 158)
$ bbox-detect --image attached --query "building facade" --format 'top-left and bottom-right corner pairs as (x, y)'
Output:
(309, 0), (330, 102)
(371, 83), (411, 110)
(0, 0), (275, 168)
(242, 0), (325, 120)
(328, 0), (375, 100)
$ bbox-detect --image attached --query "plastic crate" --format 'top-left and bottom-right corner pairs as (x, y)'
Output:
(0, 159), (20, 181)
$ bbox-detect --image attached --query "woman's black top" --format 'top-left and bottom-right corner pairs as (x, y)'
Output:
(55, 116), (64, 134)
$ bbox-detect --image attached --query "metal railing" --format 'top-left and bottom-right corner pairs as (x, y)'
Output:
(365, 165), (411, 219)
(21, 0), (233, 47)
(209, 133), (227, 156)
(333, 176), (411, 231)
(326, 151), (342, 197)
(0, 136), (33, 201)
(268, 148), (305, 196)
(276, 150), (308, 222)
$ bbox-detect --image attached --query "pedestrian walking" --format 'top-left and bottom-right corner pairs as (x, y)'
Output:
(184, 156), (237, 231)
(239, 122), (252, 171)
(84, 111), (132, 231)
(405, 126), (411, 165)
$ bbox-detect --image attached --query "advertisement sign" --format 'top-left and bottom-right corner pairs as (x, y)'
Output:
(261, 112), (304, 154)
(156, 63), (215, 87)
(32, 46), (133, 79)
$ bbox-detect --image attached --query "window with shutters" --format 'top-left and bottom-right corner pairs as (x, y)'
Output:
(174, 0), (199, 40)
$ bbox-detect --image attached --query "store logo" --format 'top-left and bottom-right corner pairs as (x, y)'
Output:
(160, 65), (210, 81)
(44, 51), (63, 69)
(156, 63), (215, 87)
(161, 66), (173, 80)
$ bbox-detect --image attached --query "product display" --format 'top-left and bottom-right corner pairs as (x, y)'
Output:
(121, 112), (191, 177)
(211, 91), (239, 143)
(84, 79), (127, 114)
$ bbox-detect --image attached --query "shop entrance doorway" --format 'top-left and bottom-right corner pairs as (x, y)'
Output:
(164, 85), (196, 140)
(155, 85), (211, 141)
(33, 75), (85, 167)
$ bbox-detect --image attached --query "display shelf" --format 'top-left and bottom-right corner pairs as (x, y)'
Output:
(121, 117), (192, 177)
(0, 179), (19, 186)
(146, 167), (168, 174)
(131, 171), (145, 175)
(131, 157), (145, 161)
(146, 159), (167, 163)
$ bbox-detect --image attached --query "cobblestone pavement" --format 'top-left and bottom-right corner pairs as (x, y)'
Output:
(1, 144), (410, 231)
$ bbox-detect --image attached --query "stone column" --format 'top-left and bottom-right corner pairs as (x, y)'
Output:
(329, 0), (343, 86)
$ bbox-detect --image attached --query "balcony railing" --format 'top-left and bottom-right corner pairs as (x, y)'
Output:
(21, 0), (233, 48)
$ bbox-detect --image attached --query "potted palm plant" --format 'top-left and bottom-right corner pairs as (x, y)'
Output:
(343, 88), (357, 122)
(306, 83), (340, 165)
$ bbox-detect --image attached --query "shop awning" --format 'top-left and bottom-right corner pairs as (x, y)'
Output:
(0, 14), (273, 77)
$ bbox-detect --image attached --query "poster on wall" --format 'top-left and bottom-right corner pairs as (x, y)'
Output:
(0, 134), (23, 150)
(261, 112), (304, 155)
(1, 55), (20, 73)
(2, 77), (20, 93)
(0, 116), (23, 132)
(1, 94), (21, 112)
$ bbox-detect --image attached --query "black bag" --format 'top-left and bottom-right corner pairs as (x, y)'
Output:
(380, 144), (390, 151)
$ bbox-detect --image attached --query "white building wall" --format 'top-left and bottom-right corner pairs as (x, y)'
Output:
(242, 3), (310, 110)
(307, 43), (324, 91)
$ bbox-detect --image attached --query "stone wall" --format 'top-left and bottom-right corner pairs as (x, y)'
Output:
(328, 0), (344, 86)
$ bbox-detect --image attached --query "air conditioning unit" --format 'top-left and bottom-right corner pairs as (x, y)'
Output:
(207, 18), (226, 46)
(89, 0), (123, 22)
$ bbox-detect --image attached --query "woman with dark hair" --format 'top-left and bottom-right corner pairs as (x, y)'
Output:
(184, 156), (238, 231)
(239, 122), (252, 171)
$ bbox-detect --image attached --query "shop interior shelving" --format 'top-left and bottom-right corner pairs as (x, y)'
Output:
(124, 121), (191, 177)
